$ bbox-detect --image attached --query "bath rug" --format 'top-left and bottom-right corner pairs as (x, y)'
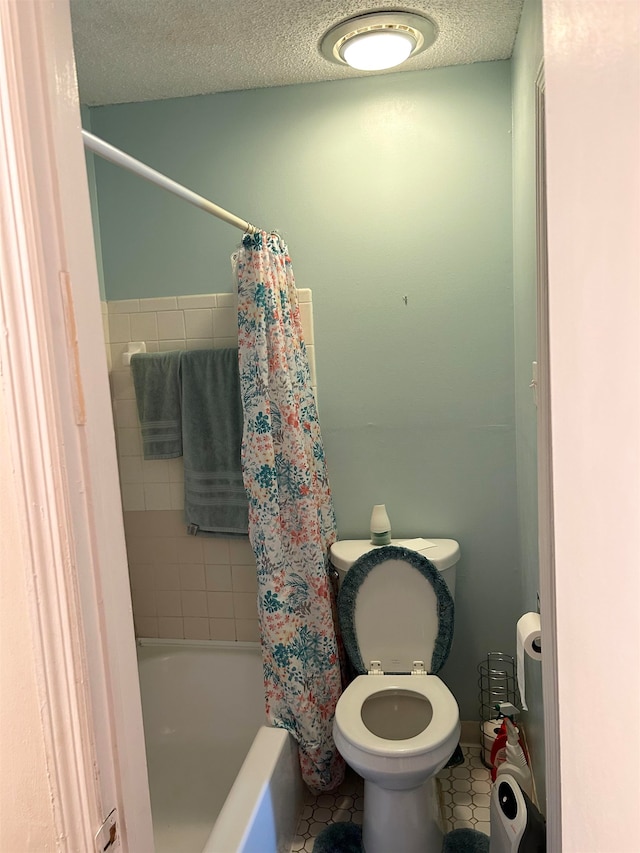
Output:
(313, 821), (489, 853)
(442, 827), (490, 853)
(313, 821), (363, 853)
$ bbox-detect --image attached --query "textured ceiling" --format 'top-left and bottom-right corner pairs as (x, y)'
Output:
(70, 0), (524, 106)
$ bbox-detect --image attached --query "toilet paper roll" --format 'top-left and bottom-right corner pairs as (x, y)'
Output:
(481, 719), (503, 767)
(516, 612), (542, 712)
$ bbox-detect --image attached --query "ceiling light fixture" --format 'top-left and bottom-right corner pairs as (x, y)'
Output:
(320, 11), (438, 72)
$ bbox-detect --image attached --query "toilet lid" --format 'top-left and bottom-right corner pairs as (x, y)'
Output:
(337, 545), (454, 675)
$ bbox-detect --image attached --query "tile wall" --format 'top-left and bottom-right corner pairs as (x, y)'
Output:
(103, 289), (316, 641)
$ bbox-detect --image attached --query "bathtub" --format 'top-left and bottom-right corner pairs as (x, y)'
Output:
(137, 640), (305, 853)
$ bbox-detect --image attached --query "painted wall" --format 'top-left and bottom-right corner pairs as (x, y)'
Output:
(88, 61), (519, 720)
(511, 0), (545, 807)
(81, 105), (106, 300)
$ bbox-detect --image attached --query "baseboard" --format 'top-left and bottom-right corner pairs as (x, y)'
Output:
(459, 720), (480, 746)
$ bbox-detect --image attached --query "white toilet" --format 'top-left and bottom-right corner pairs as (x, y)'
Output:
(331, 538), (461, 853)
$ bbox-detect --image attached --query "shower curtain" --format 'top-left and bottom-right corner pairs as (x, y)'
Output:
(235, 231), (345, 793)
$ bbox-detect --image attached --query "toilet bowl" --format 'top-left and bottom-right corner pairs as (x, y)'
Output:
(331, 540), (461, 853)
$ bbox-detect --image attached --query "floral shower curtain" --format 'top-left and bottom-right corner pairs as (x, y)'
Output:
(235, 231), (345, 792)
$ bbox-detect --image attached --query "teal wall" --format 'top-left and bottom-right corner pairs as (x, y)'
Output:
(511, 0), (546, 807)
(89, 61), (521, 720)
(80, 105), (106, 300)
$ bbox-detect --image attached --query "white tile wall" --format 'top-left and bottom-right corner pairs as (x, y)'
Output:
(122, 506), (259, 640)
(108, 289), (316, 513)
(105, 288), (315, 641)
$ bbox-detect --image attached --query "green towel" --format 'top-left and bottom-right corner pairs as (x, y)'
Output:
(180, 348), (248, 536)
(130, 351), (182, 459)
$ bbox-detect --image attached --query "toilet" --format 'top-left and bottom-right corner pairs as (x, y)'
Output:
(331, 538), (461, 853)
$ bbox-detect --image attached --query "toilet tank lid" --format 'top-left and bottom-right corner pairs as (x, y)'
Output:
(330, 538), (460, 574)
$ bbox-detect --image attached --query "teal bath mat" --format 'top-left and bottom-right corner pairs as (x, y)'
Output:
(313, 822), (363, 852)
(442, 827), (490, 852)
(313, 822), (490, 852)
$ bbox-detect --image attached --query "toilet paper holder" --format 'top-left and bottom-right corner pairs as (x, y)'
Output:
(478, 651), (521, 768)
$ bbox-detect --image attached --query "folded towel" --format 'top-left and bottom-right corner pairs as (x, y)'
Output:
(130, 351), (182, 459)
(180, 348), (248, 536)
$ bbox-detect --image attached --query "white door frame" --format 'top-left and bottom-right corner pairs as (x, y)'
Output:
(1, 0), (638, 849)
(542, 0), (640, 850)
(533, 59), (563, 849)
(0, 0), (153, 848)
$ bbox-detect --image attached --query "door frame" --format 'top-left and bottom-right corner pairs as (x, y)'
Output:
(0, 0), (153, 848)
(533, 59), (562, 849)
(542, 0), (640, 848)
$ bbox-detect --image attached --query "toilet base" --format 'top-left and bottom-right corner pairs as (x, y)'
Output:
(362, 777), (443, 853)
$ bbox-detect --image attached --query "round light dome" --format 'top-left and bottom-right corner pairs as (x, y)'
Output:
(341, 30), (415, 71)
(320, 11), (438, 72)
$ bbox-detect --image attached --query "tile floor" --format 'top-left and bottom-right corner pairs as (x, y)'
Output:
(437, 744), (492, 834)
(290, 743), (491, 851)
(290, 769), (364, 853)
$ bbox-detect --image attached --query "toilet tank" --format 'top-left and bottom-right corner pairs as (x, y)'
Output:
(329, 538), (460, 601)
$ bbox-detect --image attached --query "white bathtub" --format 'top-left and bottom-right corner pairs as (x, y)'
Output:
(137, 640), (304, 853)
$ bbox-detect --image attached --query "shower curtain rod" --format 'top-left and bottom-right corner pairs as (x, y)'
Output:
(81, 130), (258, 234)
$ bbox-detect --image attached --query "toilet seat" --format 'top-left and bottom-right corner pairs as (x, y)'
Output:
(334, 674), (459, 757)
